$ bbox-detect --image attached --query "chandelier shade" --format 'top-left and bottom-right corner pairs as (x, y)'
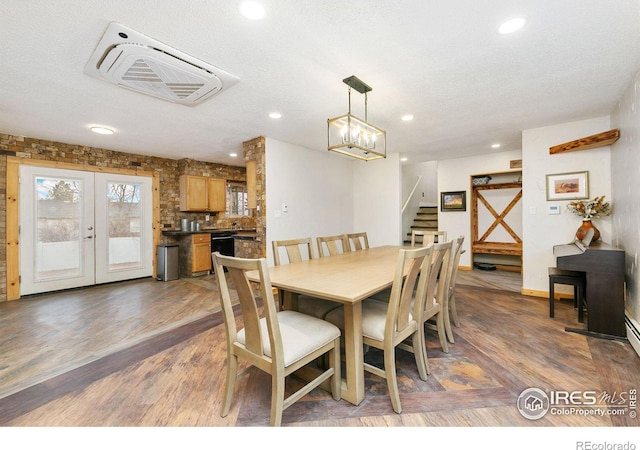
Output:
(327, 76), (386, 161)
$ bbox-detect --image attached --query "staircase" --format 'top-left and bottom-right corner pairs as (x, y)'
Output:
(404, 206), (438, 244)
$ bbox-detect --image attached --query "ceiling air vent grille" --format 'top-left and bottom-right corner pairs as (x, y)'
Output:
(84, 22), (239, 106)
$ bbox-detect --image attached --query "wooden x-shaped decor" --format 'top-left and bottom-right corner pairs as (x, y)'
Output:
(473, 183), (522, 244)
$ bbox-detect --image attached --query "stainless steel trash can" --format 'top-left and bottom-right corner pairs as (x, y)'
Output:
(157, 244), (179, 281)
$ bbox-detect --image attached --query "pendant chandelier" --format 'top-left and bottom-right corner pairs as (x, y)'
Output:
(327, 75), (386, 161)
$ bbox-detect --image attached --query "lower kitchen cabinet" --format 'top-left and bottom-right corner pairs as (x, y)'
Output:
(192, 234), (212, 273)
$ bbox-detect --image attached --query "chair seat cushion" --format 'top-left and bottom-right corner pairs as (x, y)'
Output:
(238, 310), (340, 367)
(298, 295), (342, 319)
(367, 287), (392, 302)
(325, 298), (414, 341)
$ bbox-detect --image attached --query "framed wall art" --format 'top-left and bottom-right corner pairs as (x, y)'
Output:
(440, 191), (466, 211)
(545, 171), (589, 201)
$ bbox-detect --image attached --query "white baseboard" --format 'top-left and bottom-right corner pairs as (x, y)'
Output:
(625, 313), (640, 358)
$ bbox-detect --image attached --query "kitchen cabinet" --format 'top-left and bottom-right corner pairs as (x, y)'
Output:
(191, 233), (211, 273)
(179, 175), (226, 212)
(207, 177), (226, 211)
(246, 160), (257, 209)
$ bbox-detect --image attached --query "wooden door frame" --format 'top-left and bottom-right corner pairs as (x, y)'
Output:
(6, 157), (160, 301)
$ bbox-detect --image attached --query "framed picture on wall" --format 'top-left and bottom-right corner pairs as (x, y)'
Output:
(545, 171), (589, 201)
(440, 191), (466, 211)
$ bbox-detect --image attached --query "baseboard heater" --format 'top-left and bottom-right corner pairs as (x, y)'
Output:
(625, 314), (640, 358)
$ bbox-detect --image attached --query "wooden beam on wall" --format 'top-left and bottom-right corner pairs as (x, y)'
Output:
(549, 129), (620, 155)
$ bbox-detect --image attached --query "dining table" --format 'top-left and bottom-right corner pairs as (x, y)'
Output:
(247, 245), (405, 406)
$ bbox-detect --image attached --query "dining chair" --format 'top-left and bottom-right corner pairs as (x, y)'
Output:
(347, 232), (369, 251)
(212, 252), (341, 427)
(410, 230), (435, 247)
(272, 238), (341, 319)
(316, 234), (350, 257)
(418, 240), (452, 360)
(325, 245), (435, 413)
(444, 235), (465, 342)
(411, 230), (446, 247)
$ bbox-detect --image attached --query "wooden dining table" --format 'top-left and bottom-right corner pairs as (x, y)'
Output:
(247, 245), (404, 405)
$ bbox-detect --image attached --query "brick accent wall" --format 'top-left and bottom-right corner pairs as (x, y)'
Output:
(242, 136), (267, 259)
(0, 133), (265, 302)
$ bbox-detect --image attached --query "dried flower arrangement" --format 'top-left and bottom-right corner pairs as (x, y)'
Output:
(567, 195), (611, 219)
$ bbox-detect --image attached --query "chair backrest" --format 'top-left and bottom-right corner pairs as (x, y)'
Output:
(347, 232), (369, 251)
(212, 252), (284, 367)
(419, 241), (453, 315)
(386, 245), (434, 340)
(411, 230), (435, 248)
(272, 237), (315, 266)
(447, 235), (465, 296)
(316, 234), (349, 257)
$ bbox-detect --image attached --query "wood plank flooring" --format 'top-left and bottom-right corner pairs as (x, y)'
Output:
(1, 269), (639, 430)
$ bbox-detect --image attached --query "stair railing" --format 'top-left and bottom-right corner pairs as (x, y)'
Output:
(401, 176), (422, 214)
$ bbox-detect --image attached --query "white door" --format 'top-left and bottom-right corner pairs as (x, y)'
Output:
(94, 173), (153, 284)
(19, 166), (96, 295)
(19, 167), (153, 295)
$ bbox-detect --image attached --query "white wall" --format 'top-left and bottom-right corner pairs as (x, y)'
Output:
(265, 139), (402, 264)
(611, 68), (640, 330)
(265, 139), (354, 264)
(437, 150), (522, 268)
(353, 153), (402, 246)
(521, 117), (612, 294)
(402, 161), (438, 206)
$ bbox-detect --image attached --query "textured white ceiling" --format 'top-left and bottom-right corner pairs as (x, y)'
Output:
(1, 0), (639, 167)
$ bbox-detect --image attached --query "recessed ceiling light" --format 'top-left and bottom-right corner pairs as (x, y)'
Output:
(400, 157), (408, 162)
(401, 114), (414, 121)
(491, 143), (501, 148)
(498, 17), (526, 34)
(229, 153), (238, 158)
(239, 1), (265, 20)
(90, 126), (114, 135)
(269, 112), (282, 119)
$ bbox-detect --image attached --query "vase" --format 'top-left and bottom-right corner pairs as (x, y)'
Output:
(575, 219), (600, 242)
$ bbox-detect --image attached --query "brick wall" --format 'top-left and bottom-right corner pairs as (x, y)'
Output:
(0, 133), (265, 301)
(242, 136), (266, 259)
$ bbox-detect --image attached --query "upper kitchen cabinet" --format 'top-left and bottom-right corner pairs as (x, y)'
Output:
(246, 160), (257, 209)
(179, 175), (226, 212)
(207, 177), (226, 211)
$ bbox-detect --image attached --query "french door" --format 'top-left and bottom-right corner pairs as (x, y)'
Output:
(19, 166), (153, 295)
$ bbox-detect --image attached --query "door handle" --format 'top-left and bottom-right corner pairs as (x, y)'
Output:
(85, 235), (94, 239)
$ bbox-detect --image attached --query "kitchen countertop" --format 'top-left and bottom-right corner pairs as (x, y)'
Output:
(162, 228), (257, 238)
(162, 230), (212, 236)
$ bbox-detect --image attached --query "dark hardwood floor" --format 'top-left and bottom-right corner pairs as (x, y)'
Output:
(1, 268), (639, 435)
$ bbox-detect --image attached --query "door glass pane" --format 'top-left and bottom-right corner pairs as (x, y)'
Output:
(35, 176), (82, 280)
(107, 182), (143, 271)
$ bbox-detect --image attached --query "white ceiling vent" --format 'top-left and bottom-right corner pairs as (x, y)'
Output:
(84, 22), (239, 106)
